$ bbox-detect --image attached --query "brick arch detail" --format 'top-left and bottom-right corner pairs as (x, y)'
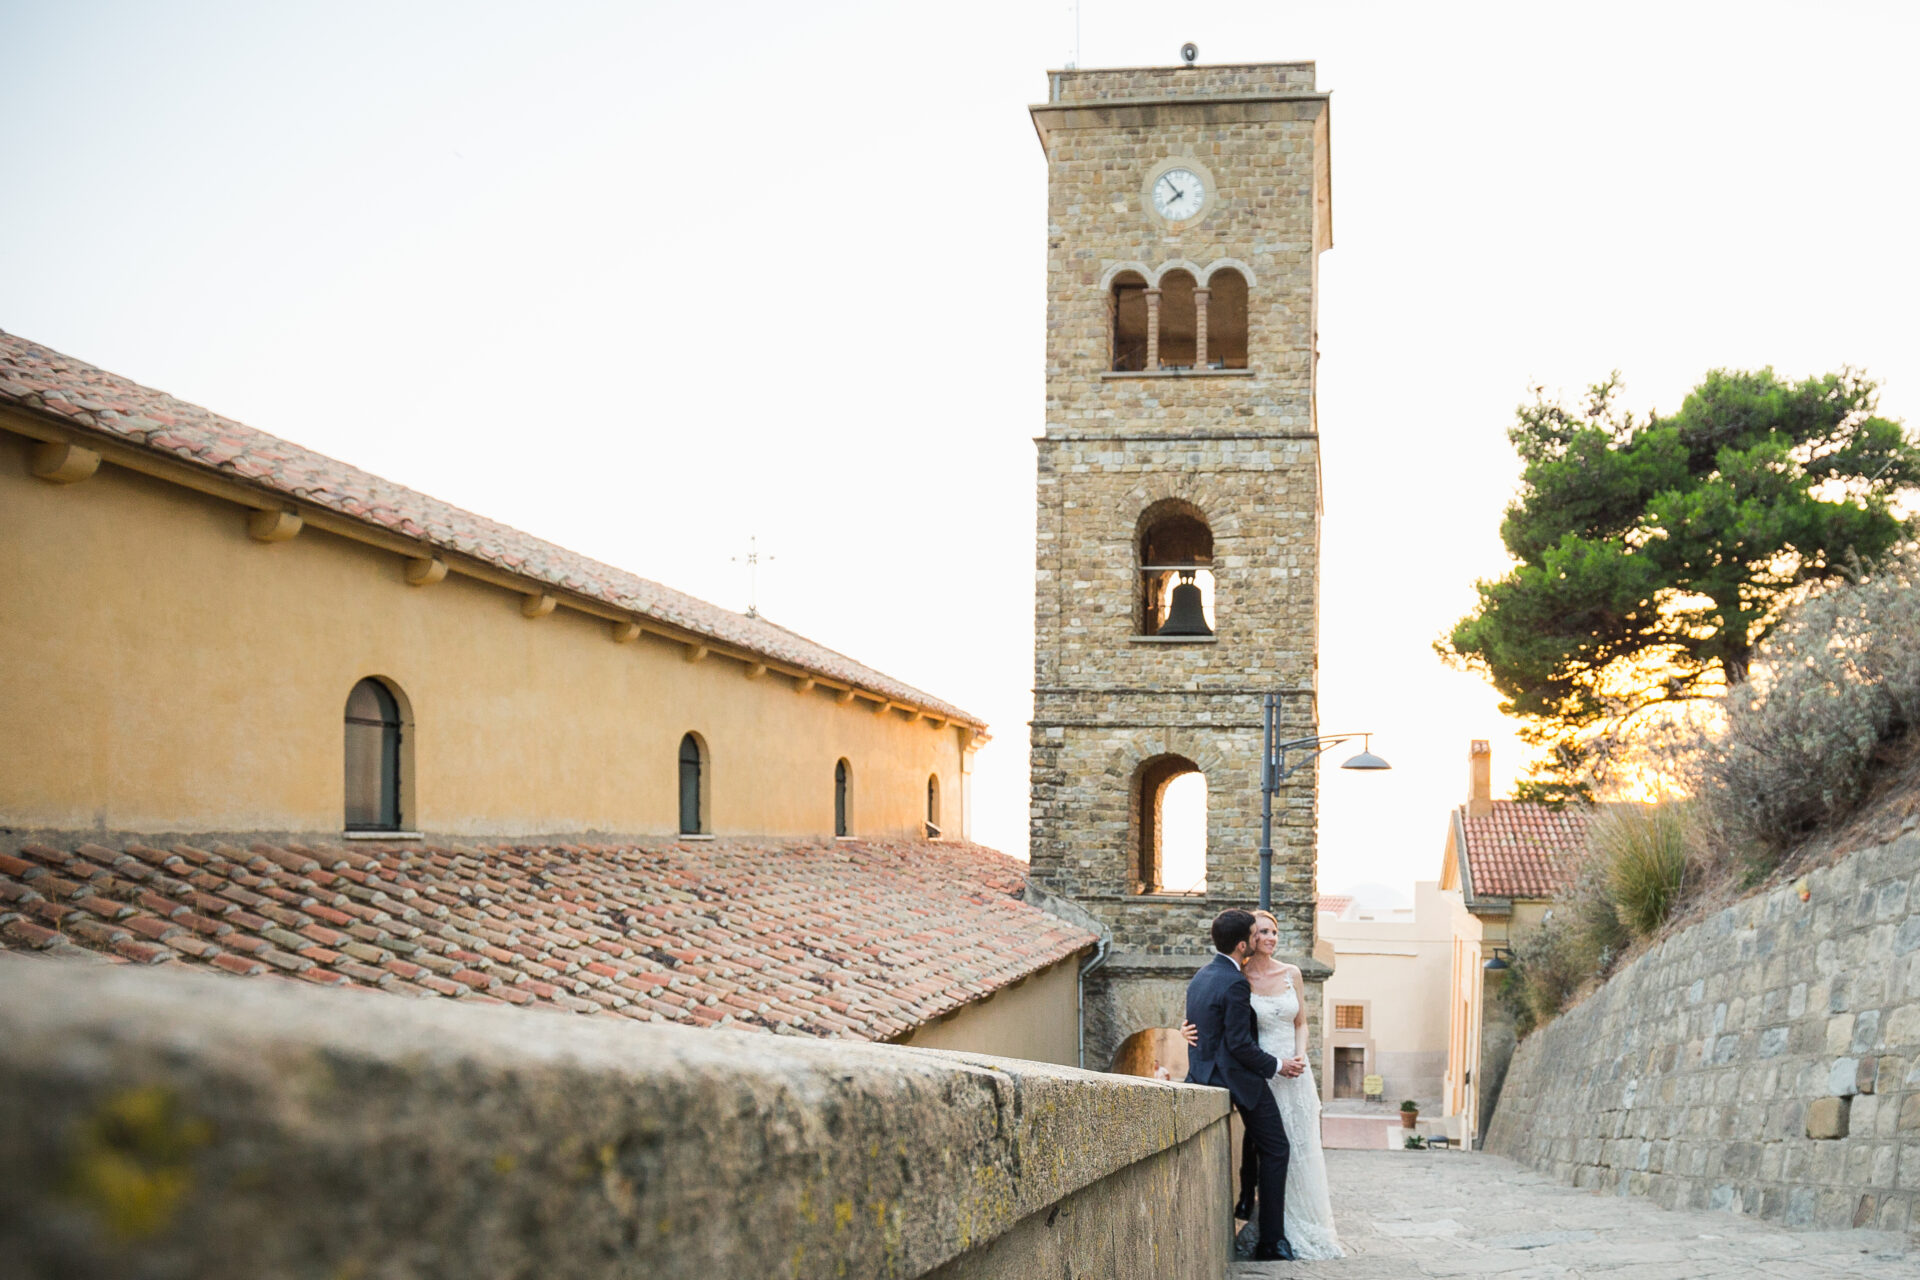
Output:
(1109, 481), (1242, 543)
(1098, 260), (1155, 291)
(1099, 259), (1256, 291)
(1198, 257), (1256, 288)
(1102, 734), (1235, 783)
(1148, 258), (1204, 287)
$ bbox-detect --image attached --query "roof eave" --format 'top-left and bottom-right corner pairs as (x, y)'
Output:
(0, 397), (989, 734)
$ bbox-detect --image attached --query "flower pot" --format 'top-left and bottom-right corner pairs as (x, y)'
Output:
(1401, 1111), (1418, 1128)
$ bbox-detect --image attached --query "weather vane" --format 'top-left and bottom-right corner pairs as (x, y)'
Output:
(732, 536), (774, 618)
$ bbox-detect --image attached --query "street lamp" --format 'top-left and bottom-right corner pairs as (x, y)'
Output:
(1256, 692), (1391, 912)
(1483, 947), (1514, 974)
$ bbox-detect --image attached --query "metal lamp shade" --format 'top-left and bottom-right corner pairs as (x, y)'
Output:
(1340, 748), (1391, 771)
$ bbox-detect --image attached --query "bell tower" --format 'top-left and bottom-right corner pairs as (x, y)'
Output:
(1026, 59), (1333, 1071)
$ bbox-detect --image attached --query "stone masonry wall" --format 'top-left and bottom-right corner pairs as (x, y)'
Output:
(1029, 70), (1327, 952)
(1, 958), (1233, 1279)
(1029, 66), (1332, 1068)
(1084, 955), (1324, 1074)
(1486, 828), (1920, 1234)
(1049, 63), (1320, 103)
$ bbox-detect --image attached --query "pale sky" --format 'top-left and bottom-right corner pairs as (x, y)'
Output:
(6, 1), (1917, 902)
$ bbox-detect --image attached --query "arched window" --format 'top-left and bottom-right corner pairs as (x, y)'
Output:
(1155, 270), (1198, 370)
(679, 733), (706, 835)
(344, 678), (402, 831)
(1205, 267), (1249, 369)
(926, 773), (942, 838)
(834, 758), (852, 837)
(1137, 502), (1215, 636)
(1109, 270), (1149, 371)
(1131, 754), (1207, 894)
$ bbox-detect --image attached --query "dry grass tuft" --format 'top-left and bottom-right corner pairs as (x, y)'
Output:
(1693, 551), (1920, 865)
(1595, 801), (1690, 938)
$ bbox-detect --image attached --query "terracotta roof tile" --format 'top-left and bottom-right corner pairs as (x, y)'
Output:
(0, 331), (982, 730)
(1458, 800), (1595, 899)
(0, 838), (1094, 1042)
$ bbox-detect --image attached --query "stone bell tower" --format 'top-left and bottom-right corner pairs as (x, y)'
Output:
(1026, 60), (1333, 1071)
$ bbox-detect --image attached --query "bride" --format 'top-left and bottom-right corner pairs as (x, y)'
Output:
(1183, 908), (1343, 1259)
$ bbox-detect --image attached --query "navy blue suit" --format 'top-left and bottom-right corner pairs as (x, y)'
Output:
(1185, 952), (1292, 1253)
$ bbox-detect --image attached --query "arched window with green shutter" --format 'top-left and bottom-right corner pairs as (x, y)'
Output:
(344, 678), (402, 831)
(678, 733), (705, 835)
(834, 759), (851, 837)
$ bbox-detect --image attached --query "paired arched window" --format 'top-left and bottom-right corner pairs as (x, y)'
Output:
(1137, 502), (1215, 636)
(679, 733), (707, 835)
(1156, 270), (1199, 369)
(344, 678), (403, 831)
(926, 773), (942, 838)
(1131, 754), (1208, 895)
(1109, 271), (1149, 371)
(834, 758), (852, 837)
(1207, 268), (1248, 368)
(1108, 265), (1249, 371)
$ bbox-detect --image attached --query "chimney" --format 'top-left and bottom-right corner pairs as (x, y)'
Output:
(1467, 740), (1493, 817)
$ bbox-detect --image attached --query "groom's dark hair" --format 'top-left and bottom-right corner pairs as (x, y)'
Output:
(1211, 908), (1256, 954)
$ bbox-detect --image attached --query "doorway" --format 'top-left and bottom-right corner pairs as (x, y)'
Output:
(1334, 1046), (1366, 1098)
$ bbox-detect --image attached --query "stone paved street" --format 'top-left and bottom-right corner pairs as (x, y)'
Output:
(1232, 1150), (1917, 1278)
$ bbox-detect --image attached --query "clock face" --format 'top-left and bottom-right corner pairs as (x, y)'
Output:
(1152, 168), (1205, 221)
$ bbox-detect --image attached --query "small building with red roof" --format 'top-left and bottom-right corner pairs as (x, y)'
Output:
(1437, 740), (1595, 1146)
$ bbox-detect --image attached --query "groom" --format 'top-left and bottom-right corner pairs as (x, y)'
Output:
(1185, 908), (1301, 1262)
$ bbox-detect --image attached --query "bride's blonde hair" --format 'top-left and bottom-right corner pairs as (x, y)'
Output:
(1251, 908), (1280, 934)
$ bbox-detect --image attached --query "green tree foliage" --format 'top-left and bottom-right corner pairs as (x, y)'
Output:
(1444, 368), (1919, 795)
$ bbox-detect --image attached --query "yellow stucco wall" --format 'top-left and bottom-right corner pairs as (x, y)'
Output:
(0, 433), (968, 839)
(1442, 889), (1551, 1144)
(893, 954), (1083, 1066)
(1319, 881), (1454, 1104)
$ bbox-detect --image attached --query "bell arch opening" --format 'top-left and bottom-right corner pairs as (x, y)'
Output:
(1109, 270), (1149, 371)
(1131, 753), (1207, 895)
(1205, 266), (1249, 368)
(1136, 501), (1215, 636)
(1156, 269), (1198, 369)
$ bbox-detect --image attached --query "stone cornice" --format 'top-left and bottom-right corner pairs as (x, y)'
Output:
(1030, 92), (1329, 153)
(1, 401), (987, 743)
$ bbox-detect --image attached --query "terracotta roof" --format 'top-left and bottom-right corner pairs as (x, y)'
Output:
(0, 331), (982, 730)
(1316, 895), (1353, 916)
(1457, 800), (1594, 899)
(0, 837), (1092, 1040)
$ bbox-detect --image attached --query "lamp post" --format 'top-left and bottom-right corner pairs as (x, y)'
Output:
(1256, 692), (1391, 913)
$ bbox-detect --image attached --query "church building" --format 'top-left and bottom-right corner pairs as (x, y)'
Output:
(0, 330), (1094, 1063)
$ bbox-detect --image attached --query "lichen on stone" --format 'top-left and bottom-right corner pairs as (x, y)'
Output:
(62, 1084), (212, 1239)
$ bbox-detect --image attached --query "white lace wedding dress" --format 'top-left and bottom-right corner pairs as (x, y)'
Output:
(1251, 983), (1344, 1259)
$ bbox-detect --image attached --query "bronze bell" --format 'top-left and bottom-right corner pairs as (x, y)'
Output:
(1159, 570), (1212, 636)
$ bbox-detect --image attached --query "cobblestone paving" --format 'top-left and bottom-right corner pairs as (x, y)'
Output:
(1232, 1150), (1916, 1278)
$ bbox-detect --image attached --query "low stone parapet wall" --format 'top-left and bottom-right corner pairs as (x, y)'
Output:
(0, 960), (1231, 1278)
(1486, 830), (1920, 1233)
